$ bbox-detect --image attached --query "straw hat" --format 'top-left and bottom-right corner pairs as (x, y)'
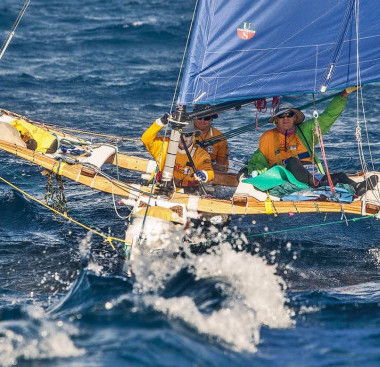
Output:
(269, 102), (305, 124)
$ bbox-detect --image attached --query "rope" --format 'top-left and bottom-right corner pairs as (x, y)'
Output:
(312, 107), (335, 194)
(0, 175), (129, 254)
(0, 160), (138, 247)
(246, 214), (377, 238)
(45, 125), (141, 143)
(134, 168), (159, 258)
(254, 98), (267, 130)
(199, 93), (340, 148)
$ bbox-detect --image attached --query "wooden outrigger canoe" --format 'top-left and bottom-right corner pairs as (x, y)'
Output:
(1, 139), (378, 217)
(0, 107), (239, 188)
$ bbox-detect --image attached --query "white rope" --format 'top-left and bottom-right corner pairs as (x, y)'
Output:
(111, 181), (131, 220)
(353, 1), (380, 204)
(353, 0), (368, 174)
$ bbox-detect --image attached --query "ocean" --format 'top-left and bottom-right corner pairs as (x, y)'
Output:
(1, 0), (380, 366)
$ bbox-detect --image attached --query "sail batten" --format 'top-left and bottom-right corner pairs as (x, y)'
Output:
(178, 0), (380, 105)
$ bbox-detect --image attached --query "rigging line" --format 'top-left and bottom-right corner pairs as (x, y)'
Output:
(0, 108), (141, 143)
(320, 0), (355, 90)
(180, 134), (208, 196)
(42, 125), (141, 143)
(246, 213), (377, 238)
(0, 174), (128, 255)
(199, 93), (341, 147)
(0, 162), (132, 238)
(170, 0), (200, 112)
(134, 169), (158, 255)
(359, 88), (375, 171)
(111, 180), (131, 220)
(82, 166), (156, 198)
(0, 0), (30, 61)
(353, 0), (367, 175)
(354, 1), (376, 177)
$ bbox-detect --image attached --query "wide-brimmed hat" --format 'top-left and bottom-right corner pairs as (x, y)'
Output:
(269, 102), (305, 124)
(180, 121), (201, 137)
(193, 104), (218, 119)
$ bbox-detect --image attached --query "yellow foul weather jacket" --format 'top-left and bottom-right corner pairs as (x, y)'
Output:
(11, 119), (57, 153)
(195, 126), (229, 171)
(141, 119), (214, 187)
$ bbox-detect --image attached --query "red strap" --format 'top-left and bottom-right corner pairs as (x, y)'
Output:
(254, 98), (267, 130)
(314, 124), (335, 194)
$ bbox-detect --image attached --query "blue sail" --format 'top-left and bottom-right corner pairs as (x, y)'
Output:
(178, 0), (380, 105)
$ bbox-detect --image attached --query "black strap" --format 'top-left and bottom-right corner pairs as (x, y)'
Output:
(180, 135), (208, 196)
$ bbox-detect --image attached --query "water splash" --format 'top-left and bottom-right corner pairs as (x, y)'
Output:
(0, 305), (84, 367)
(125, 228), (293, 352)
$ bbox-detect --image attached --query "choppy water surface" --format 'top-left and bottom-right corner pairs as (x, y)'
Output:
(1, 1), (380, 366)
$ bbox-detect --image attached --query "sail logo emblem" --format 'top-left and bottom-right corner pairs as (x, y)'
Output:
(237, 22), (255, 40)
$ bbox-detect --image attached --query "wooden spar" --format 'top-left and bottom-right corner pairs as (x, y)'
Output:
(0, 140), (146, 198)
(109, 153), (239, 187)
(0, 140), (378, 217)
(0, 108), (239, 187)
(168, 191), (364, 216)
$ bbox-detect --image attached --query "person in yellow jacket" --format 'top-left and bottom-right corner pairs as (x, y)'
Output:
(10, 119), (58, 154)
(141, 114), (214, 191)
(193, 104), (229, 172)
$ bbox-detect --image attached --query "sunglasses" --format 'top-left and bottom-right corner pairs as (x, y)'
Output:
(197, 116), (213, 121)
(182, 132), (194, 137)
(277, 111), (295, 119)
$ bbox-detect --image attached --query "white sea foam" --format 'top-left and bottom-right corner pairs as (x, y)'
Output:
(127, 231), (293, 352)
(369, 248), (380, 267)
(0, 306), (84, 367)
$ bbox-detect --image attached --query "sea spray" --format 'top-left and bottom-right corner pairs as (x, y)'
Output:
(0, 305), (83, 367)
(128, 228), (293, 352)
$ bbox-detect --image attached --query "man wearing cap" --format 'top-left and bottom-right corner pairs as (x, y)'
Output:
(244, 88), (378, 196)
(193, 104), (229, 172)
(141, 114), (214, 190)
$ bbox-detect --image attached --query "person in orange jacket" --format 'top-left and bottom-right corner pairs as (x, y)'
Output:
(241, 88), (378, 196)
(141, 114), (214, 192)
(193, 104), (229, 172)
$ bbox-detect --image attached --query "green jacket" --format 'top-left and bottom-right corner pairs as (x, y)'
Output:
(247, 95), (347, 175)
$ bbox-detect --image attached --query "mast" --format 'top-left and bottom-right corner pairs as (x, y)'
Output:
(159, 105), (189, 192)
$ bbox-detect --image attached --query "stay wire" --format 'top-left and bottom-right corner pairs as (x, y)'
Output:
(199, 92), (340, 147)
(0, 0), (30, 61)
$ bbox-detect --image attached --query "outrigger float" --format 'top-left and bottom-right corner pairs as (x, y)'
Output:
(1, 0), (380, 261)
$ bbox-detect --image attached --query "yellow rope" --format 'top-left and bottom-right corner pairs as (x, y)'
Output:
(0, 175), (130, 250)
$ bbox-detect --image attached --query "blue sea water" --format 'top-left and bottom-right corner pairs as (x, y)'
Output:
(1, 0), (380, 366)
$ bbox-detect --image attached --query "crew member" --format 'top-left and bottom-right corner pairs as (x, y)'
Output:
(141, 114), (214, 191)
(193, 104), (229, 172)
(242, 88), (378, 196)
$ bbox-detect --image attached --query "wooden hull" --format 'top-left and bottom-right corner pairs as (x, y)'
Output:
(0, 107), (239, 187)
(1, 139), (377, 217)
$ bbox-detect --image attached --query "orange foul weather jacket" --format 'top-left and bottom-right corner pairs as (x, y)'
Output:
(141, 119), (214, 187)
(195, 126), (229, 171)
